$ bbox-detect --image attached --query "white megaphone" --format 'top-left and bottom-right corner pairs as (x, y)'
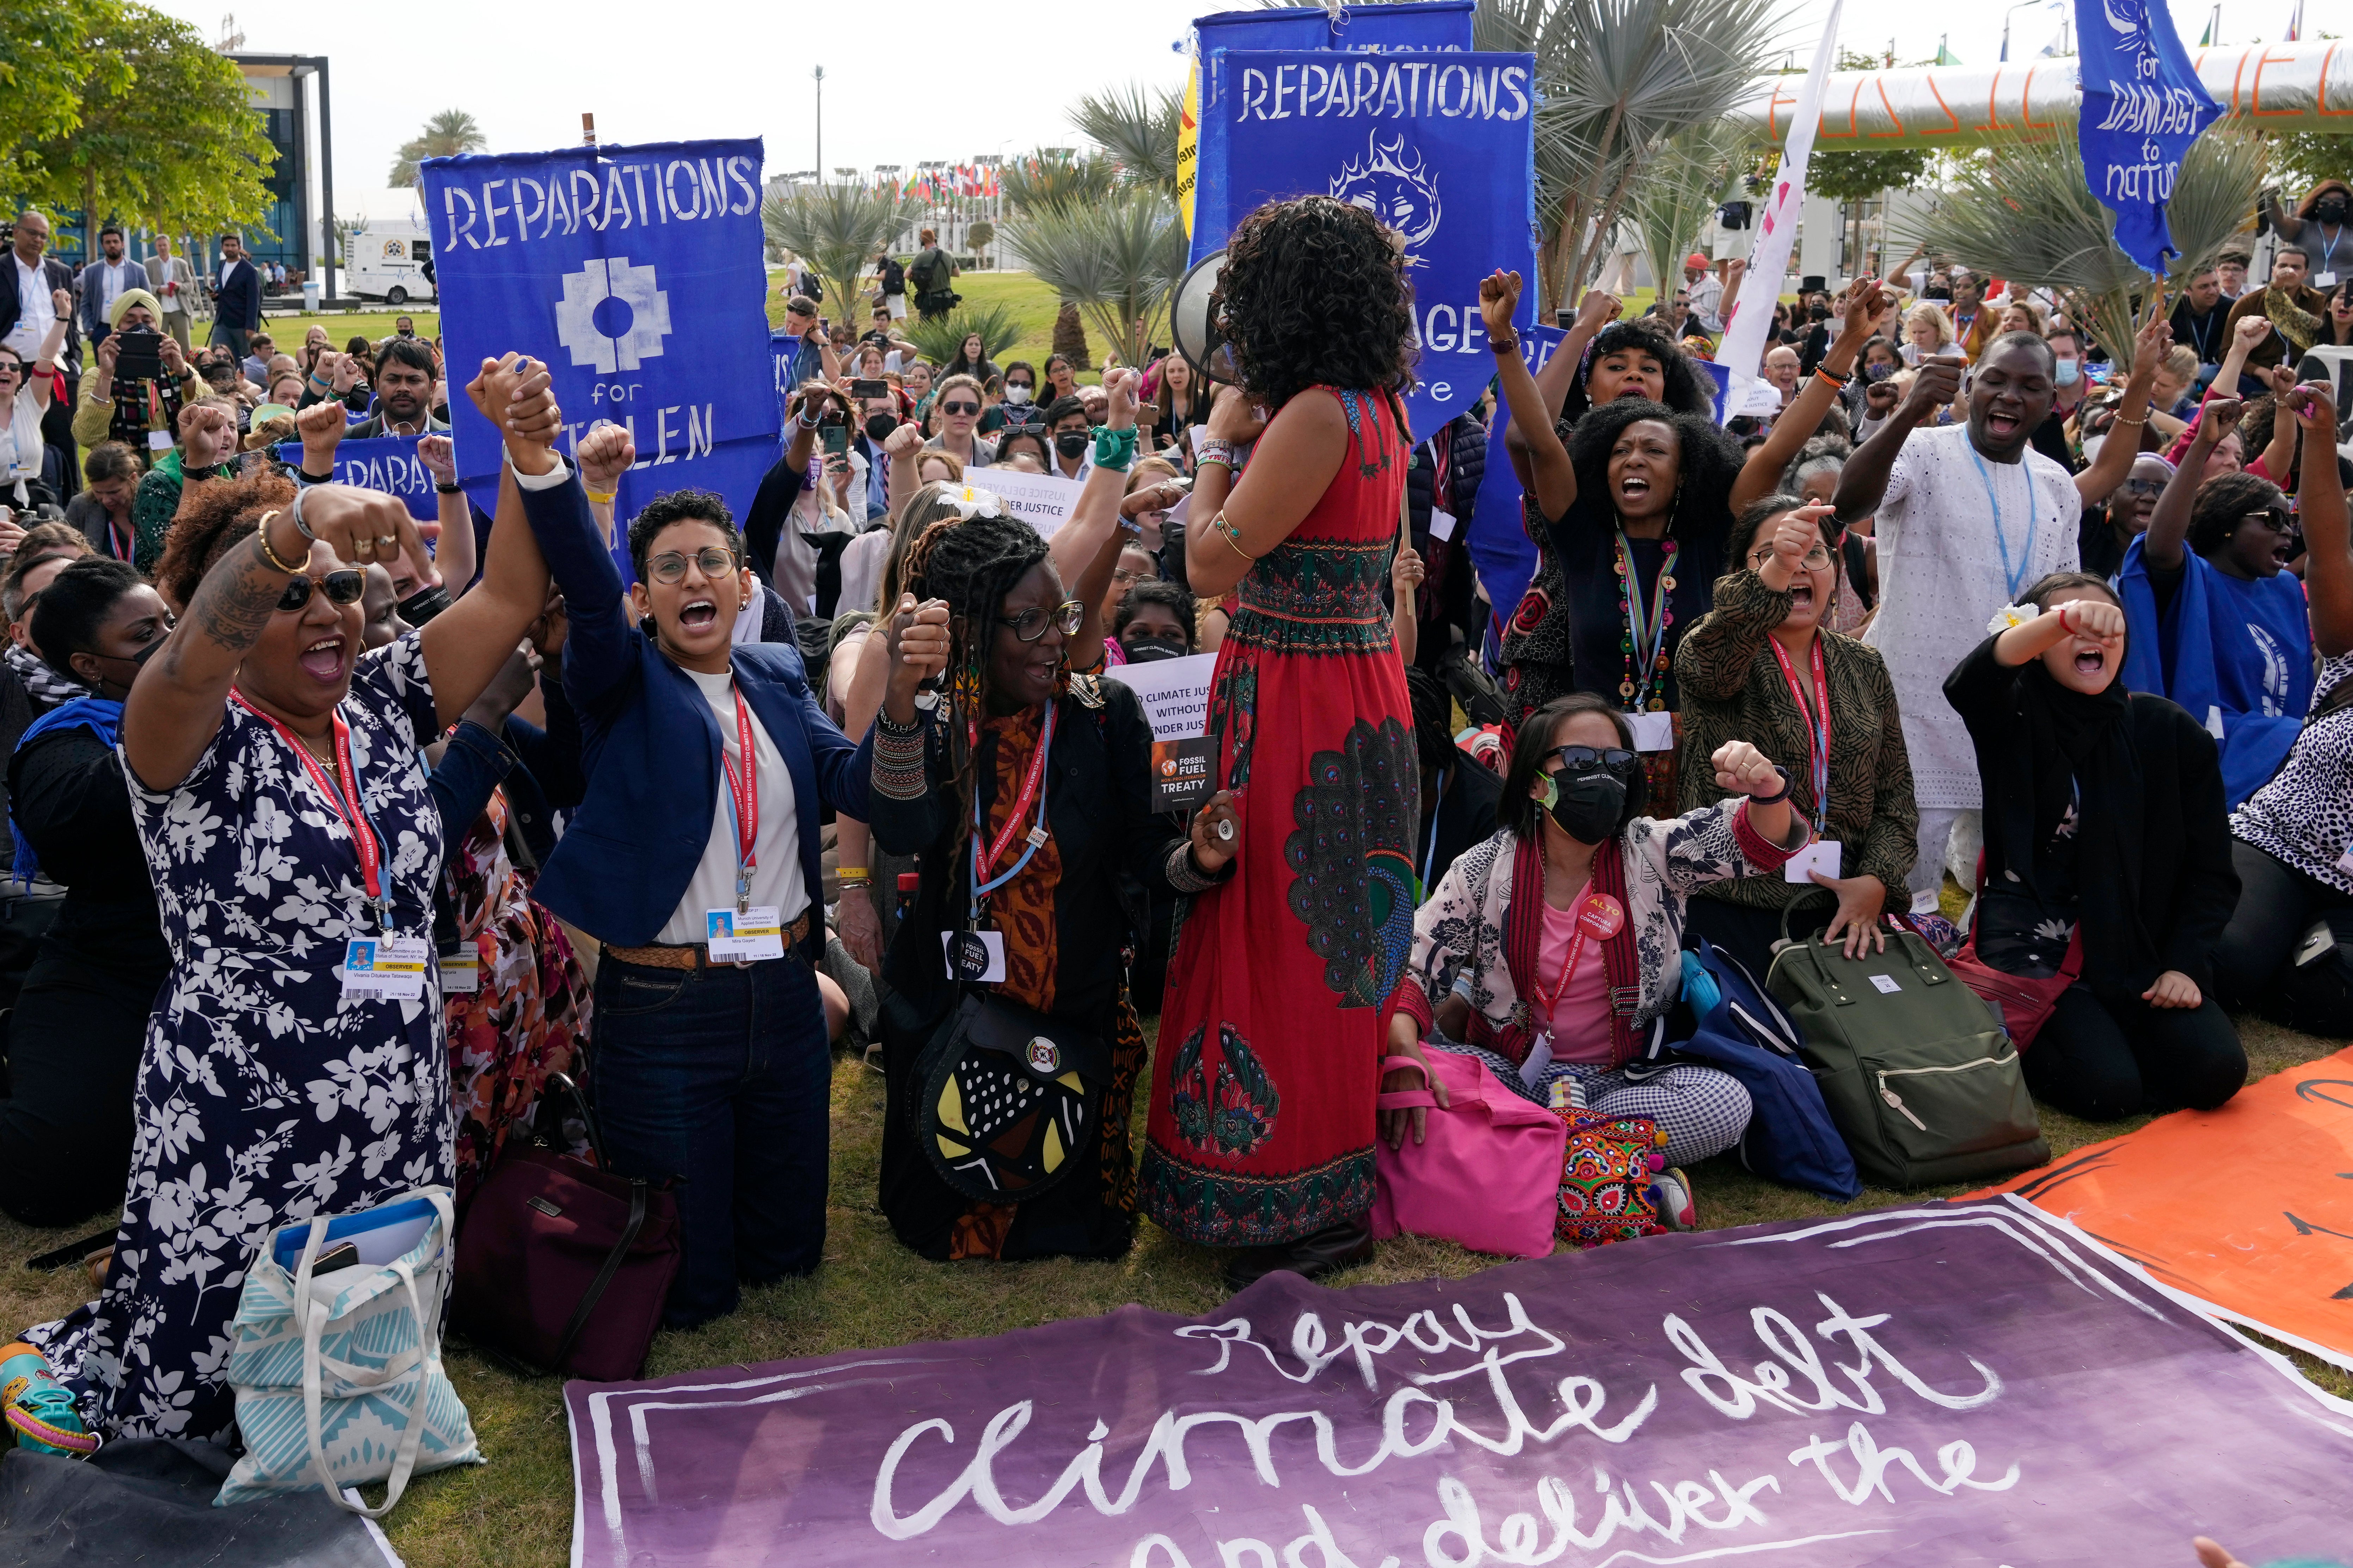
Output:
(1169, 249), (1239, 385)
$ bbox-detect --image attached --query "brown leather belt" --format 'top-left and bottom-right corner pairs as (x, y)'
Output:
(606, 909), (813, 970)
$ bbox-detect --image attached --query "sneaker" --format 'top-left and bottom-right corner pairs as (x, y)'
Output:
(0, 1342), (96, 1457)
(1649, 1168), (1697, 1231)
(1909, 911), (1963, 956)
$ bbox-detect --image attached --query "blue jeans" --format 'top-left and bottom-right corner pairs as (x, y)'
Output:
(592, 952), (831, 1329)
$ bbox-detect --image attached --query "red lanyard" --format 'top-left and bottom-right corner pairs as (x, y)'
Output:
(231, 690), (385, 923)
(1767, 634), (1832, 837)
(719, 691), (758, 909)
(1530, 882), (1597, 1029)
(979, 705), (1054, 876)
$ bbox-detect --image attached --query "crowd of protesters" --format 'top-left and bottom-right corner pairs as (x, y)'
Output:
(0, 178), (2351, 1494)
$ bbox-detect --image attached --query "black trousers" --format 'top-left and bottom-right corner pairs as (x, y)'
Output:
(2022, 987), (2246, 1123)
(2212, 839), (2353, 1037)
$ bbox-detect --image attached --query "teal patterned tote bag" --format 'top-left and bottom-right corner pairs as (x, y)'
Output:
(217, 1186), (481, 1512)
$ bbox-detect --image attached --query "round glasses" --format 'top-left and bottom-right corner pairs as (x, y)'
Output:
(648, 547), (738, 584)
(997, 599), (1085, 642)
(1110, 566), (1152, 585)
(1748, 545), (1834, 572)
(277, 569), (365, 612)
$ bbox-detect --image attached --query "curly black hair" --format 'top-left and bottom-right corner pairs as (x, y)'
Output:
(627, 489), (743, 580)
(2187, 470), (2289, 557)
(1112, 578), (1193, 647)
(1215, 195), (1415, 413)
(1559, 319), (1714, 426)
(899, 508), (1055, 855)
(154, 467), (297, 612)
(1560, 396), (1746, 541)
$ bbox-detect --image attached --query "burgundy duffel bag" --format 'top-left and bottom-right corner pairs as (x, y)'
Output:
(453, 1073), (680, 1383)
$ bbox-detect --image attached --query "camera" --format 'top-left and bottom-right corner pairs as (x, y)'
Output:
(850, 378), (889, 400)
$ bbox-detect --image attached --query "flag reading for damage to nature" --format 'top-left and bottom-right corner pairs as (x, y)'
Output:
(421, 139), (778, 524)
(1206, 50), (1536, 441)
(274, 434), (437, 521)
(2075, 0), (2221, 271)
(564, 1200), (2353, 1568)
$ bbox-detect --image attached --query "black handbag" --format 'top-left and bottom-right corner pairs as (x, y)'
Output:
(915, 992), (1109, 1202)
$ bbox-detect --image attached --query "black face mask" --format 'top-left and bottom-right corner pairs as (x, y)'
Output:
(2319, 197), (2349, 224)
(1055, 430), (1091, 459)
(864, 413), (897, 444)
(1542, 765), (1639, 844)
(1121, 635), (1189, 663)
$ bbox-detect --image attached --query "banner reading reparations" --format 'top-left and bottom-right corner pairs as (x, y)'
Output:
(564, 1200), (2352, 1566)
(421, 139), (779, 526)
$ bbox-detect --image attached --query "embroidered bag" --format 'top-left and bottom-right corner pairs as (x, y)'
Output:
(1554, 1109), (1669, 1248)
(218, 1187), (481, 1512)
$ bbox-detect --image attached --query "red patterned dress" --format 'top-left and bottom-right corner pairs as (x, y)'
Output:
(1143, 387), (1417, 1247)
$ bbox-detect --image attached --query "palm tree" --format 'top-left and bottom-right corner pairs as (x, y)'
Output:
(1070, 84), (1182, 198)
(762, 183), (924, 325)
(907, 301), (1026, 366)
(1002, 150), (1124, 369)
(1630, 122), (1741, 309)
(1911, 127), (2268, 375)
(388, 109), (487, 189)
(1011, 188), (1187, 368)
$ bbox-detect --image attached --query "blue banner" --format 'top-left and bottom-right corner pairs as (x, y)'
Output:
(1466, 324), (1564, 662)
(1205, 49), (1537, 442)
(2075, 0), (2220, 271)
(420, 138), (778, 526)
(1190, 3), (1475, 270)
(274, 434), (438, 521)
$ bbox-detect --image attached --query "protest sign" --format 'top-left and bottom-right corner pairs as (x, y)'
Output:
(2075, 0), (2221, 271)
(1205, 49), (1536, 442)
(421, 138), (778, 525)
(979, 465), (1087, 539)
(565, 1199), (2353, 1567)
(274, 434), (437, 521)
(1103, 652), (1216, 742)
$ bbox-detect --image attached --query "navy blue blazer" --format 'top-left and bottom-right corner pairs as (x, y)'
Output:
(513, 472), (872, 951)
(213, 258), (262, 331)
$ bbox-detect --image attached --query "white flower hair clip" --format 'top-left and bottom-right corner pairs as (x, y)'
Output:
(1986, 603), (2036, 635)
(947, 485), (1004, 520)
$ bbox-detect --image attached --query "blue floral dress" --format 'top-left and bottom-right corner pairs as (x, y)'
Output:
(30, 632), (451, 1441)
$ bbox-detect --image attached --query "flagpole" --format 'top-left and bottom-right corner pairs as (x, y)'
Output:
(813, 66), (825, 184)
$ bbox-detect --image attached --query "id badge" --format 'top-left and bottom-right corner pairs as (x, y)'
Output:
(438, 946), (481, 995)
(2319, 271), (2340, 289)
(147, 430), (173, 453)
(1783, 838), (1843, 884)
(706, 906), (785, 963)
(1429, 507), (1460, 542)
(1626, 710), (1675, 753)
(343, 935), (429, 1001)
(941, 929), (1008, 983)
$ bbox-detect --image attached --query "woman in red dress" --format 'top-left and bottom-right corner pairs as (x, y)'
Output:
(1143, 196), (1430, 1286)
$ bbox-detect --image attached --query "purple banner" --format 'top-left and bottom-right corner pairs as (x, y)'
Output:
(565, 1199), (2353, 1566)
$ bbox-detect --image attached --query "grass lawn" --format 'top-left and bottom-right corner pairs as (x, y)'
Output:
(248, 309), (441, 349)
(0, 998), (2344, 1565)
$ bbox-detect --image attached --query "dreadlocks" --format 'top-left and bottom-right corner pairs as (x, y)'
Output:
(899, 508), (1053, 856)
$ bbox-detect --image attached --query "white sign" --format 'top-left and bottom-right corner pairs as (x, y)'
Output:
(982, 467), (1088, 539)
(1103, 653), (1217, 743)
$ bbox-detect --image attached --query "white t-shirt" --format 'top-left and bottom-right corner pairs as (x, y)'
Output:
(2, 385), (44, 500)
(657, 666), (807, 944)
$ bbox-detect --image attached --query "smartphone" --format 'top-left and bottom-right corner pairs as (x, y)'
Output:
(851, 378), (889, 400)
(312, 1241), (361, 1274)
(821, 425), (848, 455)
(113, 328), (162, 381)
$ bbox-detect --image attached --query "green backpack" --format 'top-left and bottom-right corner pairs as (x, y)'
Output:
(1765, 910), (2048, 1190)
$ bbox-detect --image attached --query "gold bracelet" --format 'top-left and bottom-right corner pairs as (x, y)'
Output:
(1212, 511), (1260, 561)
(253, 510), (302, 574)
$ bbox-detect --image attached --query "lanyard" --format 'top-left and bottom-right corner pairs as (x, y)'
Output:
(1963, 442), (2038, 600)
(718, 690), (759, 914)
(1529, 880), (1597, 1035)
(232, 690), (388, 930)
(1421, 767), (1449, 891)
(2184, 306), (2218, 364)
(1768, 634), (1833, 838)
(968, 702), (1056, 922)
(1429, 435), (1451, 506)
(1615, 530), (1673, 709)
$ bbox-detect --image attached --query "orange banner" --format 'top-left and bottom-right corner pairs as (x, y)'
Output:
(1978, 1048), (2353, 1365)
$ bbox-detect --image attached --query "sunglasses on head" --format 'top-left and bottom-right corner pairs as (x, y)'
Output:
(648, 546), (739, 585)
(276, 569), (364, 612)
(1548, 744), (1639, 774)
(997, 599), (1085, 642)
(941, 399), (981, 416)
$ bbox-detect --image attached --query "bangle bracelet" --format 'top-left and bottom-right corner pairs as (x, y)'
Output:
(1749, 764), (1795, 807)
(583, 487), (617, 505)
(288, 484), (316, 541)
(253, 511), (302, 574)
(1212, 511), (1259, 561)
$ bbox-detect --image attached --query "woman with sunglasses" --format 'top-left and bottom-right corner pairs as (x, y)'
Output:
(0, 557), (174, 1228)
(1675, 498), (1917, 979)
(1395, 693), (1807, 1229)
(925, 373), (995, 471)
(19, 357), (564, 1447)
(2122, 387), (2325, 809)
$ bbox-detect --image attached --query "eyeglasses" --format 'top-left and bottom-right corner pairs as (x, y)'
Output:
(1549, 744), (1639, 773)
(648, 546), (739, 584)
(2243, 508), (2294, 532)
(276, 569), (365, 612)
(1111, 566), (1151, 585)
(2120, 477), (2169, 496)
(1747, 545), (1834, 571)
(997, 599), (1085, 642)
(940, 399), (981, 416)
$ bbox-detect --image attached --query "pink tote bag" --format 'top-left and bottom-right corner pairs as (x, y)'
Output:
(1371, 1048), (1567, 1259)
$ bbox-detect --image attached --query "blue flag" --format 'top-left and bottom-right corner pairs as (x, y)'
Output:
(275, 434), (437, 521)
(1465, 324), (1564, 661)
(2075, 0), (2221, 272)
(420, 139), (779, 525)
(1204, 49), (1537, 442)
(1190, 3), (1475, 270)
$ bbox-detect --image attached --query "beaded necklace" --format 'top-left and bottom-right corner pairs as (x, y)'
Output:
(1613, 519), (1677, 711)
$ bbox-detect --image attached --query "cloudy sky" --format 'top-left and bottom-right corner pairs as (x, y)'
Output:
(149, 0), (2348, 219)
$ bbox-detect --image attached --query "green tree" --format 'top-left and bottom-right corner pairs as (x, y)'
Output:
(1069, 83), (1182, 198)
(0, 0), (133, 198)
(389, 110), (487, 189)
(1630, 123), (1740, 303)
(7, 3), (274, 242)
(965, 218), (996, 253)
(907, 301), (1025, 365)
(1002, 149), (1123, 370)
(1012, 188), (1186, 368)
(762, 182), (923, 325)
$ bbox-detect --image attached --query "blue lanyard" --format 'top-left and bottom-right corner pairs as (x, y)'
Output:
(1421, 767), (1449, 890)
(967, 702), (1056, 925)
(1963, 442), (2038, 600)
